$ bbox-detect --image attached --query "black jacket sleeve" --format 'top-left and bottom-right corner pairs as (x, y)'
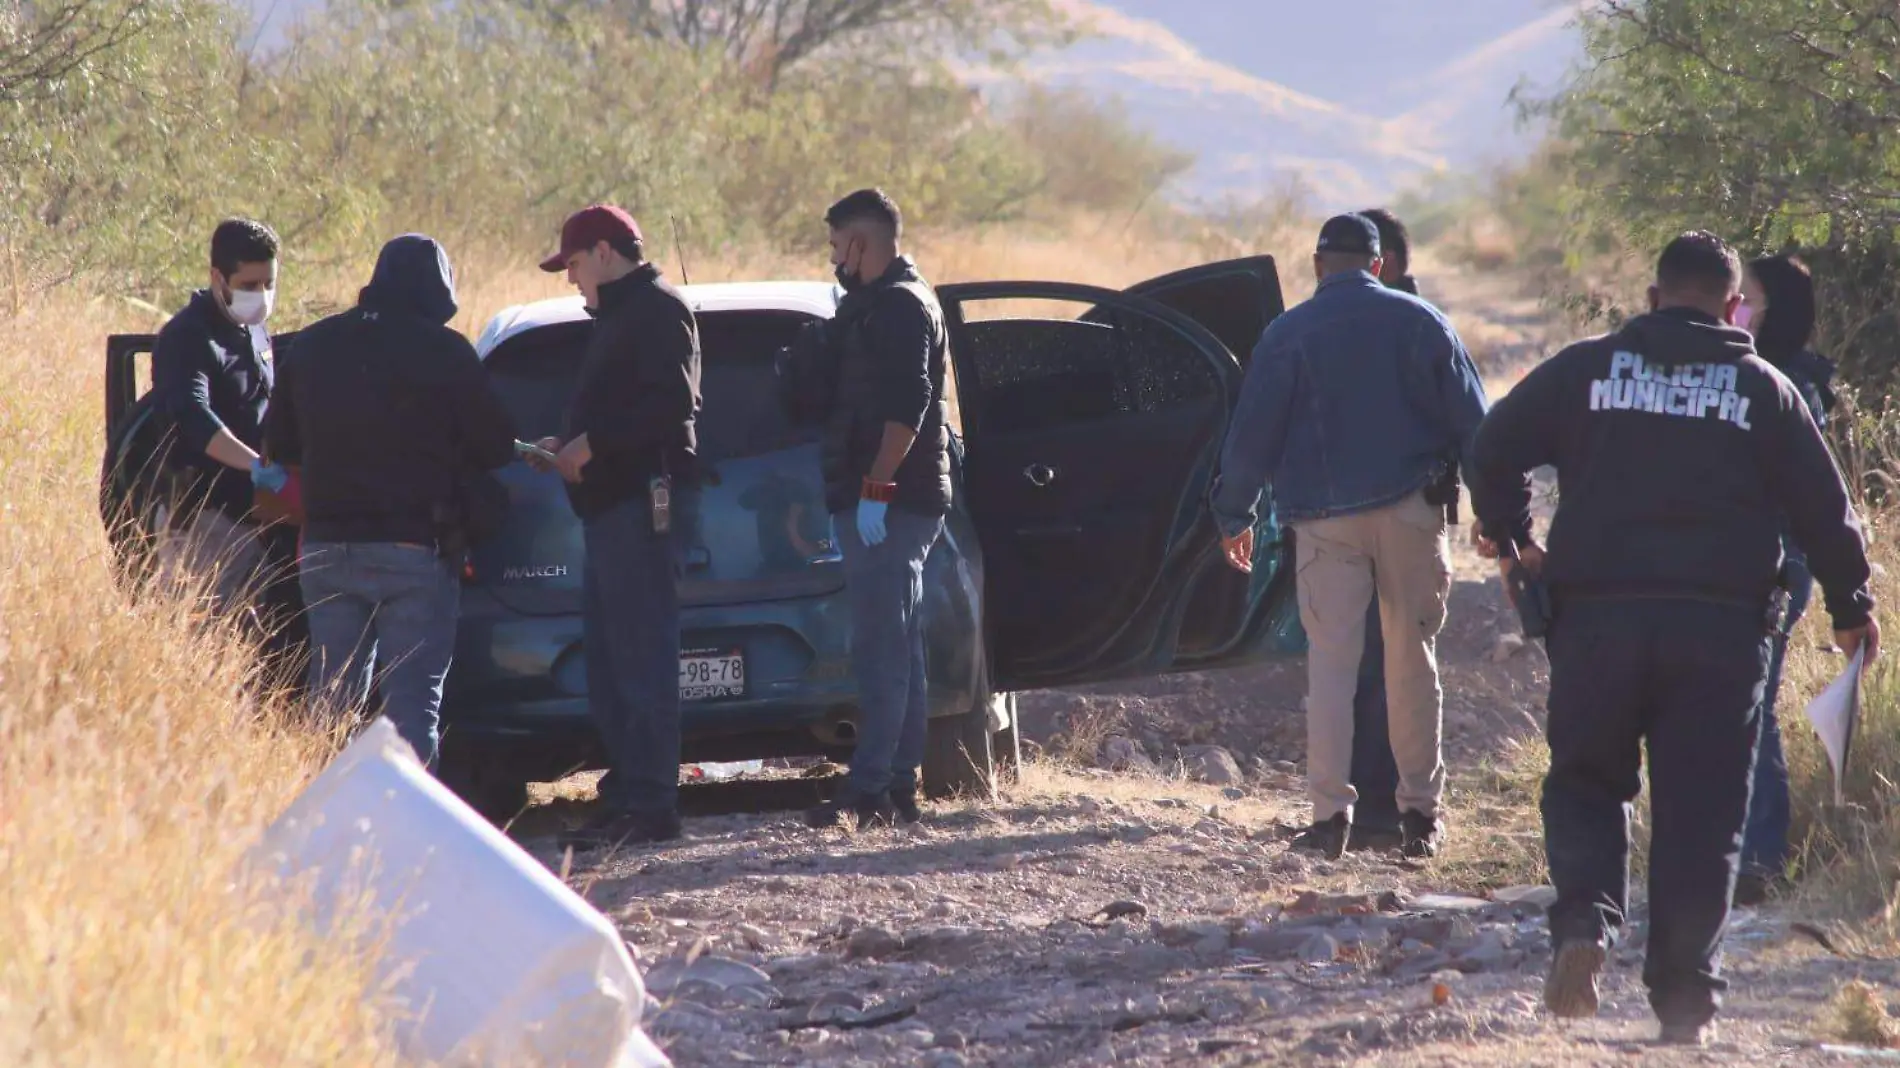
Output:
(866, 291), (934, 431)
(588, 309), (699, 461)
(1470, 347), (1570, 547)
(152, 321), (226, 454)
(263, 342), (301, 465)
(1754, 380), (1875, 629)
(447, 335), (517, 472)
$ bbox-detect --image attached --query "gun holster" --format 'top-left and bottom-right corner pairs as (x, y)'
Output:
(1421, 457), (1462, 525)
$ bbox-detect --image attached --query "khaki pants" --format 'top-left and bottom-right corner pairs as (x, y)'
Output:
(1291, 489), (1452, 822)
(154, 504), (270, 623)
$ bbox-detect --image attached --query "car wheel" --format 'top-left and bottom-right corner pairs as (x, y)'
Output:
(437, 748), (532, 824)
(922, 675), (1001, 802)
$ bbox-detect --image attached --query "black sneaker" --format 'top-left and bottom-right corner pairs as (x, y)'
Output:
(888, 783), (924, 825)
(1544, 938), (1607, 1019)
(804, 790), (897, 831)
(1400, 809), (1441, 859)
(560, 808), (683, 851)
(1289, 813), (1351, 859)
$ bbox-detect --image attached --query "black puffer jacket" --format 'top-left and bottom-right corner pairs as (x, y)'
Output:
(779, 257), (951, 517)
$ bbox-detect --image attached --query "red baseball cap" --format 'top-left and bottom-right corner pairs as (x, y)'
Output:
(539, 204), (644, 273)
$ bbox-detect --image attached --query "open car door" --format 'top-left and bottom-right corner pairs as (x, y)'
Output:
(939, 260), (1297, 694)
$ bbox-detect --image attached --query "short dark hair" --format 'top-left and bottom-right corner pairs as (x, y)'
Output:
(1747, 254), (1816, 363)
(825, 188), (903, 240)
(608, 235), (645, 265)
(1656, 230), (1741, 299)
(1358, 207), (1410, 266)
(210, 218), (279, 277)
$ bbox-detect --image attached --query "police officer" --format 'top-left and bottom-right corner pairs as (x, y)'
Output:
(266, 233), (517, 770)
(149, 218), (289, 624)
(530, 204), (703, 849)
(1469, 231), (1879, 1045)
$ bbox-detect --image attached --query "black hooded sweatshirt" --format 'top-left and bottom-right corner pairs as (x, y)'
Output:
(1469, 307), (1874, 629)
(265, 235), (516, 546)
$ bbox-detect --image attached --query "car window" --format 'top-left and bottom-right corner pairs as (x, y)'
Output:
(481, 311), (823, 463)
(953, 296), (1219, 436)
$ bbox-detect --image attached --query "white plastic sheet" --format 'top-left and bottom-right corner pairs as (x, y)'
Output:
(249, 718), (671, 1067)
(1802, 645), (1865, 806)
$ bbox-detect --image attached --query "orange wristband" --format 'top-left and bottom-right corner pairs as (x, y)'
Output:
(862, 478), (897, 503)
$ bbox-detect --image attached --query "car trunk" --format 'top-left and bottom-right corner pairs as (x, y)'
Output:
(472, 308), (841, 617)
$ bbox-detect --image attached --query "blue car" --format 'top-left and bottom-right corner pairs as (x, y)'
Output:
(101, 256), (1305, 814)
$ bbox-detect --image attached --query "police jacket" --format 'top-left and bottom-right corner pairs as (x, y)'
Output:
(1469, 307), (1874, 629)
(151, 290), (273, 522)
(265, 235), (516, 546)
(561, 263), (702, 522)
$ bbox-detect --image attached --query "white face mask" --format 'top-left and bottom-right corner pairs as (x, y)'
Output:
(227, 285), (275, 326)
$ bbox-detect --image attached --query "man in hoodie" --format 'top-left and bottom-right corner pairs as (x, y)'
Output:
(1468, 231), (1878, 1045)
(530, 204), (702, 848)
(149, 218), (290, 622)
(265, 234), (517, 770)
(777, 188), (951, 832)
(1211, 213), (1489, 861)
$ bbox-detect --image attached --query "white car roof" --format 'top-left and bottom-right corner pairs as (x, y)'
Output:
(474, 280), (842, 360)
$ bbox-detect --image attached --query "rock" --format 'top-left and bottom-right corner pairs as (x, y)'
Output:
(1457, 929), (1513, 971)
(845, 925), (905, 960)
(1102, 736), (1159, 774)
(808, 990), (870, 1014)
(1222, 787), (1247, 800)
(1493, 885), (1559, 909)
(1235, 923), (1319, 959)
(650, 1001), (723, 1037)
(736, 923), (774, 951)
(1408, 893), (1493, 914)
(1122, 944), (1194, 976)
(1491, 633), (1527, 662)
(1077, 796), (1104, 816)
(1184, 746), (1245, 785)
(896, 1028), (938, 1049)
(922, 1053), (970, 1068)
(907, 925), (994, 967)
(1301, 933), (1340, 964)
(645, 954), (775, 995)
(936, 1031), (970, 1050)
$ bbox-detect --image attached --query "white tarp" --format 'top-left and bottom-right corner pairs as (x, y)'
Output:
(248, 718), (670, 1068)
(1802, 645), (1865, 806)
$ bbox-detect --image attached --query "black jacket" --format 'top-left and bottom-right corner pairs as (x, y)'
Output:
(1470, 307), (1874, 629)
(265, 235), (516, 546)
(150, 290), (274, 521)
(561, 264), (702, 521)
(779, 257), (951, 516)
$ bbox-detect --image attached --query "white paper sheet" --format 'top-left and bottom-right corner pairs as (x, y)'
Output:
(1802, 645), (1864, 806)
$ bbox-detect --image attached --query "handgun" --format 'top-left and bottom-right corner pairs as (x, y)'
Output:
(1498, 534), (1552, 640)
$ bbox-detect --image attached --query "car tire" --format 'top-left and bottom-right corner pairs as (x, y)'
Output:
(437, 748), (532, 824)
(922, 673), (1001, 802)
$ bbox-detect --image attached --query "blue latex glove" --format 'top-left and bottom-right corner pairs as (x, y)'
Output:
(251, 458), (288, 494)
(856, 498), (888, 547)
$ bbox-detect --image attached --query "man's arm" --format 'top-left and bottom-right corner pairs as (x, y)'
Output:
(863, 294), (936, 483)
(153, 324), (260, 471)
(263, 345), (301, 466)
(1756, 383), (1875, 633)
(1208, 328), (1297, 540)
(1469, 353), (1566, 549)
(1427, 314), (1491, 478)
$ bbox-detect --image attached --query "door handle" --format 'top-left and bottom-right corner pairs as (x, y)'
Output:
(1024, 463), (1058, 487)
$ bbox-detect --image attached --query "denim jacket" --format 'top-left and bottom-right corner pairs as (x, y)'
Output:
(1210, 270), (1490, 536)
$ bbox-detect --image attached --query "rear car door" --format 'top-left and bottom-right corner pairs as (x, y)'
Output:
(938, 275), (1292, 693)
(1117, 257), (1305, 667)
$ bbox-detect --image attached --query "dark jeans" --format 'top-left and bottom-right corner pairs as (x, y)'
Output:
(583, 493), (688, 818)
(300, 541), (462, 769)
(835, 507), (944, 799)
(1742, 553), (1810, 879)
(1542, 597), (1770, 1029)
(1350, 598), (1402, 829)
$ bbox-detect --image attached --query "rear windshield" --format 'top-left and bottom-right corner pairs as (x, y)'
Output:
(482, 309), (822, 464)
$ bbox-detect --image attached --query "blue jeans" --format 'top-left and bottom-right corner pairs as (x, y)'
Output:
(583, 494), (687, 817)
(1742, 553), (1810, 878)
(835, 507), (944, 799)
(300, 542), (461, 769)
(1351, 598), (1402, 829)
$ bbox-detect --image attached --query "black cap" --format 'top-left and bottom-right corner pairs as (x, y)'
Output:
(1316, 213), (1381, 257)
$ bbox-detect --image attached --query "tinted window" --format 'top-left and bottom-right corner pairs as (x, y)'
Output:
(956, 297), (1219, 436)
(482, 310), (823, 462)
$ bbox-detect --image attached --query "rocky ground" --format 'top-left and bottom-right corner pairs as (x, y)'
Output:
(500, 260), (1899, 1066)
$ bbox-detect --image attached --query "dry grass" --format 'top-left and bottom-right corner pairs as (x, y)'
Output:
(1824, 980), (1900, 1048)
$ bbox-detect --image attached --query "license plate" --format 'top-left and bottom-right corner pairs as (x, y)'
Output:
(680, 648), (745, 701)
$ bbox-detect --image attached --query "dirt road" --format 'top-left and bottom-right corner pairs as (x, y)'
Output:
(508, 259), (1891, 1066)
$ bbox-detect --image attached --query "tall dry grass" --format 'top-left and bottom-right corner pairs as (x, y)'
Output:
(0, 212), (1313, 1061)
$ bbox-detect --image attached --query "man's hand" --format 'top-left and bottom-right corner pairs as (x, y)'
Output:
(555, 434), (592, 484)
(1472, 525), (1500, 560)
(1494, 541), (1547, 611)
(1221, 528), (1255, 573)
(523, 436), (563, 474)
(1837, 615), (1882, 670)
